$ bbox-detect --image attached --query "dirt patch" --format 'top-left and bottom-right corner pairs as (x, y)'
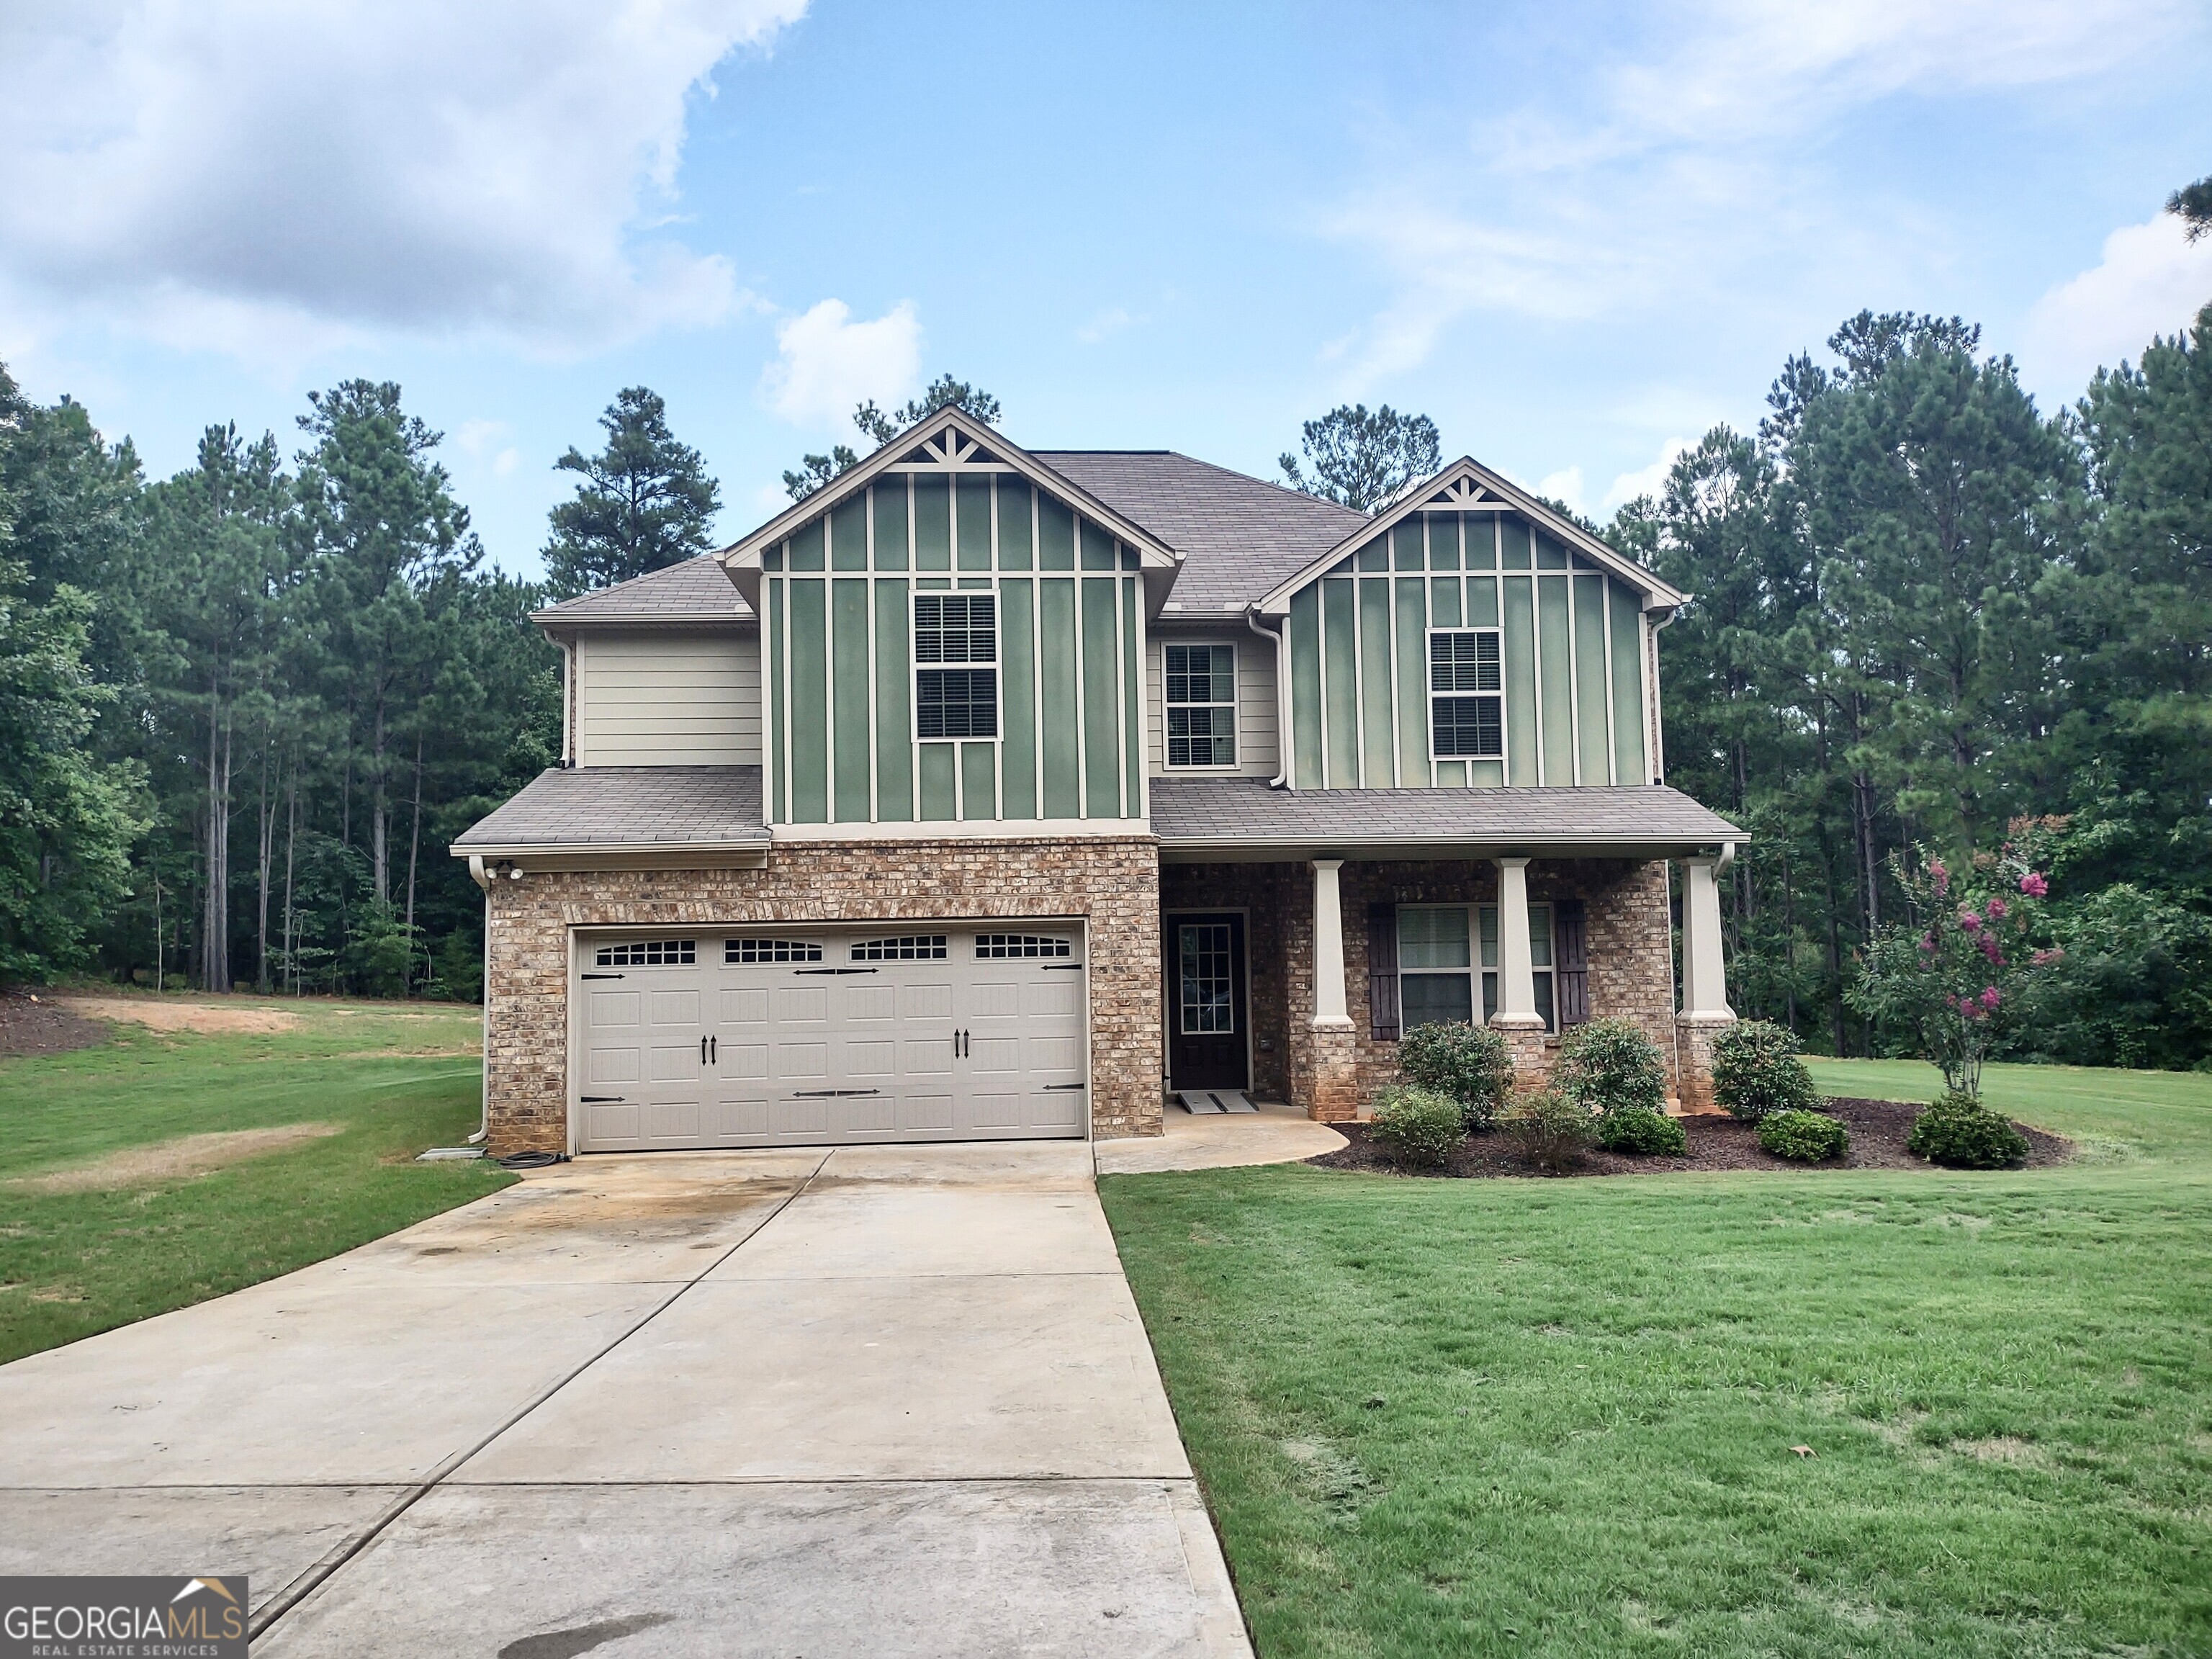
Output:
(0, 989), (112, 1058)
(1308, 1097), (2071, 1180)
(10, 1124), (344, 1193)
(57, 996), (302, 1035)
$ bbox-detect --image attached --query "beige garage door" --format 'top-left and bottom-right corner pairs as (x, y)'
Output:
(575, 925), (1088, 1151)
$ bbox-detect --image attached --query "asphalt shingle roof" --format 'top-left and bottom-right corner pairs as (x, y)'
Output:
(1034, 451), (1369, 613)
(533, 556), (752, 624)
(452, 766), (767, 852)
(1149, 778), (1745, 852)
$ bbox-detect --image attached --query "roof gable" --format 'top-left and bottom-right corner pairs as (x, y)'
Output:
(1255, 457), (1685, 614)
(721, 409), (1182, 575)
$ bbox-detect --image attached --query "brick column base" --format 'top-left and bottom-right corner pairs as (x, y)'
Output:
(1495, 1021), (1553, 1097)
(1675, 1015), (1735, 1115)
(1303, 1023), (1360, 1122)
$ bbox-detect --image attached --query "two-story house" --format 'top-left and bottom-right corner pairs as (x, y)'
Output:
(454, 410), (1744, 1156)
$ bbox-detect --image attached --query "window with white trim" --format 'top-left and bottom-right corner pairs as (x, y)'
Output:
(1164, 644), (1236, 767)
(594, 939), (695, 967)
(975, 934), (1074, 958)
(1429, 629), (1503, 759)
(850, 935), (948, 961)
(725, 938), (822, 963)
(914, 593), (997, 739)
(1398, 904), (1553, 1032)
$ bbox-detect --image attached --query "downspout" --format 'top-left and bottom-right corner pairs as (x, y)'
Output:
(1246, 606), (1290, 788)
(558, 639), (575, 766)
(467, 855), (491, 1144)
(1645, 604), (1678, 786)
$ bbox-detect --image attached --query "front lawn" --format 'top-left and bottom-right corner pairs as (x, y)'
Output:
(1103, 1061), (2212, 1657)
(0, 994), (510, 1365)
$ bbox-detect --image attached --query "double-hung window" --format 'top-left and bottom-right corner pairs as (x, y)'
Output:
(914, 593), (997, 739)
(1164, 644), (1236, 767)
(1429, 629), (1503, 760)
(1398, 903), (1555, 1031)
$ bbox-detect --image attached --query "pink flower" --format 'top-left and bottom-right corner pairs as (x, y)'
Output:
(2032, 948), (2064, 967)
(2019, 872), (2048, 897)
(1930, 860), (1950, 896)
(1958, 909), (1982, 932)
(1979, 932), (2004, 965)
(1980, 986), (2001, 1010)
(1986, 896), (2008, 920)
(1920, 932), (1938, 954)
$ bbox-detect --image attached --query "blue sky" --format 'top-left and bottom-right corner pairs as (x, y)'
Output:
(4, 1), (2210, 580)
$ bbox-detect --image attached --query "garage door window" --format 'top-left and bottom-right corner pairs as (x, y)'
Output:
(850, 934), (949, 961)
(594, 939), (695, 966)
(725, 938), (823, 963)
(975, 934), (1073, 958)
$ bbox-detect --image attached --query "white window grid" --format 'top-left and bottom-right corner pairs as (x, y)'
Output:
(725, 939), (824, 963)
(913, 589), (999, 742)
(594, 939), (696, 967)
(975, 934), (1073, 958)
(1426, 627), (1506, 762)
(1395, 904), (1553, 1031)
(850, 935), (949, 961)
(1164, 642), (1237, 768)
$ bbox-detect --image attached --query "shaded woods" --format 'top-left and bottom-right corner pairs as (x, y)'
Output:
(0, 372), (555, 998)
(1610, 307), (2212, 1068)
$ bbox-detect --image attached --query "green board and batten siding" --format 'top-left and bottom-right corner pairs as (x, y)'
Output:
(763, 473), (1148, 824)
(1285, 511), (1650, 791)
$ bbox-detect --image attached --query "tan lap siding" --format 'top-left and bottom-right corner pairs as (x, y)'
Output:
(577, 629), (760, 766)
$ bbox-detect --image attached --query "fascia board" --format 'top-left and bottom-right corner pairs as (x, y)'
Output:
(1254, 457), (1688, 614)
(719, 408), (1184, 575)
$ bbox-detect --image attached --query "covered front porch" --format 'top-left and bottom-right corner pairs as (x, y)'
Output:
(1149, 779), (1747, 1122)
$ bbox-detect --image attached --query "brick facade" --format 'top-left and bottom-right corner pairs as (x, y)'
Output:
(1163, 857), (1696, 1117)
(482, 836), (1161, 1156)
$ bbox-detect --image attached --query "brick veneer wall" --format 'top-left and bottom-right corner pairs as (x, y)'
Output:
(1161, 857), (1683, 1116)
(482, 836), (1161, 1155)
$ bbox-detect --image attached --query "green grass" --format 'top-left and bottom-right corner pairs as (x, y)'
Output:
(1103, 1061), (2212, 1657)
(0, 994), (511, 1364)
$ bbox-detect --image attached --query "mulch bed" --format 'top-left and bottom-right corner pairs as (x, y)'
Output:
(1308, 1097), (2072, 1179)
(0, 988), (112, 1058)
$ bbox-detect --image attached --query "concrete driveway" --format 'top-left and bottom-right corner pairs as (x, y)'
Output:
(0, 1144), (1251, 1657)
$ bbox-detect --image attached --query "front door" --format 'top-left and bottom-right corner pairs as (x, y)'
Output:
(1166, 913), (1247, 1090)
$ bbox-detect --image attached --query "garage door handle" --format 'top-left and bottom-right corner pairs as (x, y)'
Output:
(1043, 1083), (1087, 1091)
(581, 972), (626, 980)
(794, 967), (878, 975)
(791, 1088), (882, 1098)
(580, 1094), (626, 1103)
(1042, 963), (1084, 971)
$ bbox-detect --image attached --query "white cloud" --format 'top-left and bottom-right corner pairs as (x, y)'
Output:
(1536, 466), (1588, 516)
(1599, 437), (1691, 515)
(0, 0), (806, 364)
(1321, 0), (2200, 387)
(2023, 215), (2212, 396)
(456, 418), (523, 480)
(760, 299), (922, 428)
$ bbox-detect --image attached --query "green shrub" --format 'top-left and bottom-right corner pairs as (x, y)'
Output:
(1501, 1089), (1596, 1173)
(1709, 1020), (1819, 1122)
(1367, 1085), (1467, 1167)
(1397, 1021), (1513, 1128)
(1552, 1017), (1667, 1118)
(1757, 1109), (1849, 1163)
(1596, 1106), (1686, 1156)
(1907, 1091), (2030, 1169)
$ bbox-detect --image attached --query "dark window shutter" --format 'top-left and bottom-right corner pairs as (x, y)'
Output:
(1367, 902), (1401, 1041)
(1555, 899), (1589, 1027)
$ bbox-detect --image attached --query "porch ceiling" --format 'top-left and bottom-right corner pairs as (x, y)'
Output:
(1148, 778), (1745, 863)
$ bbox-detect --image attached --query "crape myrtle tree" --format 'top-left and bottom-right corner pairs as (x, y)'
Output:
(542, 387), (722, 600)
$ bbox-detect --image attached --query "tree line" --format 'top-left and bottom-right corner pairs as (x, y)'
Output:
(4, 266), (2208, 1071)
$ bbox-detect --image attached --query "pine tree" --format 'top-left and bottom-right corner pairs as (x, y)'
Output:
(543, 387), (721, 598)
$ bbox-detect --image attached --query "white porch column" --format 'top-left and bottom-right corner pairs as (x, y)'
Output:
(1310, 858), (1354, 1029)
(1491, 857), (1545, 1028)
(1681, 856), (1735, 1020)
